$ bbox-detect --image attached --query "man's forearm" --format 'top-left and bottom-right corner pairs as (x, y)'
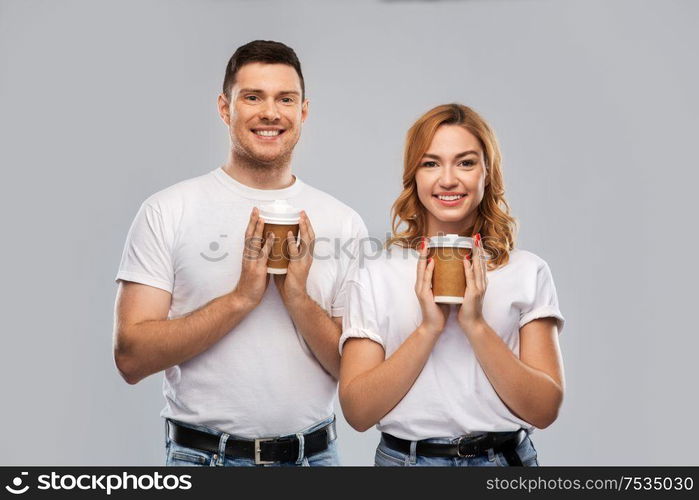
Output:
(284, 294), (342, 379)
(116, 291), (255, 384)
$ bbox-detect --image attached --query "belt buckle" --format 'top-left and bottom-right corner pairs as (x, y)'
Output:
(456, 434), (486, 458)
(254, 437), (275, 465)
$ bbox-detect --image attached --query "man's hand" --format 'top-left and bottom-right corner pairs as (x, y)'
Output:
(274, 210), (315, 308)
(232, 207), (274, 309)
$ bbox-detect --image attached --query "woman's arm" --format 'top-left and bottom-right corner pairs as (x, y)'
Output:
(339, 244), (449, 432)
(339, 327), (442, 432)
(465, 317), (565, 429)
(458, 235), (565, 429)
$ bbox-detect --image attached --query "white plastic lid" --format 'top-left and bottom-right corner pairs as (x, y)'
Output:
(259, 200), (301, 225)
(427, 233), (473, 249)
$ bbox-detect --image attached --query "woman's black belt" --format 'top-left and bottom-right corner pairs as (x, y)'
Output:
(382, 428), (526, 461)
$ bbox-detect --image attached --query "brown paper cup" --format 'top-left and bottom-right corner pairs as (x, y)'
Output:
(427, 234), (474, 304)
(263, 223), (300, 274)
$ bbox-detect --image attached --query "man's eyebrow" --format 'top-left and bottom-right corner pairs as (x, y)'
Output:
(422, 150), (479, 159)
(238, 88), (301, 96)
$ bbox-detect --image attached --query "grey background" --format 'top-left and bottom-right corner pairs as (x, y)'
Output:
(1, 0), (697, 466)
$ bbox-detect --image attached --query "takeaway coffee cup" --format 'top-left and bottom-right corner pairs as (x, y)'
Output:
(259, 200), (301, 274)
(427, 234), (474, 304)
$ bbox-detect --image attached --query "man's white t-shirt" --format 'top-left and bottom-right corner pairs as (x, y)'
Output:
(340, 246), (565, 441)
(116, 167), (368, 438)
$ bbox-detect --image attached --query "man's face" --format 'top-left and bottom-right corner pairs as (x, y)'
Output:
(218, 62), (308, 166)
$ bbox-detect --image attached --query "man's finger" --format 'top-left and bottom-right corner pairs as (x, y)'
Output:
(244, 207), (259, 240)
(303, 211), (316, 242)
(286, 230), (299, 258)
(260, 231), (275, 259)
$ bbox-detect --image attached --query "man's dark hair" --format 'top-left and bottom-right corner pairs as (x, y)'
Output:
(222, 40), (305, 100)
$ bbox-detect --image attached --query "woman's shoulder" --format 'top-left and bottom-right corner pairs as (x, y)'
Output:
(495, 248), (554, 274)
(354, 243), (418, 283)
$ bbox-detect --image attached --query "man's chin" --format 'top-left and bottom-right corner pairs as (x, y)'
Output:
(238, 146), (292, 168)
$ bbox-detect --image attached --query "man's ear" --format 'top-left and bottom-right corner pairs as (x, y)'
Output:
(301, 98), (309, 123)
(217, 93), (231, 126)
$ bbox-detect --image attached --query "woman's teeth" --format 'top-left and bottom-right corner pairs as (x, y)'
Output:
(437, 194), (465, 201)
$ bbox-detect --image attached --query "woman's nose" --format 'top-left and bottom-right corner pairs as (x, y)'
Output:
(438, 166), (458, 189)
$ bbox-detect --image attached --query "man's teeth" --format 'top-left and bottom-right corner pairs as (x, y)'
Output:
(255, 130), (281, 137)
(437, 194), (465, 201)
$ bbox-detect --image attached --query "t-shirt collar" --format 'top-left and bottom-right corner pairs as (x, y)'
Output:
(212, 166), (305, 200)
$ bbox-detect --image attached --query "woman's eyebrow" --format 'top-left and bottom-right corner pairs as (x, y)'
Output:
(422, 150), (479, 160)
(454, 150), (479, 158)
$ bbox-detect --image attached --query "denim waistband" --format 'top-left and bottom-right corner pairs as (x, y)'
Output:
(164, 414), (337, 443)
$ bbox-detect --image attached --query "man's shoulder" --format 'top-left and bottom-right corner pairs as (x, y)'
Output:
(142, 169), (216, 211)
(298, 181), (364, 223)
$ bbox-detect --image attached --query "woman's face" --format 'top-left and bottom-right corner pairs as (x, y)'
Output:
(415, 125), (487, 235)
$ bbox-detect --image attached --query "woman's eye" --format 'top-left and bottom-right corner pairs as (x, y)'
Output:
(421, 161), (438, 168)
(459, 160), (476, 167)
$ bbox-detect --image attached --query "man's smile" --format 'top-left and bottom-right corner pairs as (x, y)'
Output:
(252, 127), (286, 140)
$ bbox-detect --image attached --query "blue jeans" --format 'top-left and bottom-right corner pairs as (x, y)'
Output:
(165, 415), (340, 467)
(374, 432), (540, 467)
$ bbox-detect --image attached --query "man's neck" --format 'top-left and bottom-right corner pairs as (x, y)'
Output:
(222, 152), (295, 190)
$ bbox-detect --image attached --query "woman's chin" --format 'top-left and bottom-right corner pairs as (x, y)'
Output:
(428, 212), (470, 225)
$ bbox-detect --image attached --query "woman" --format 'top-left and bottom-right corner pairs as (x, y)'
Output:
(339, 104), (565, 467)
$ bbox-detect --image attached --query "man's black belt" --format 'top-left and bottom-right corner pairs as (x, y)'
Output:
(382, 428), (526, 462)
(168, 418), (336, 465)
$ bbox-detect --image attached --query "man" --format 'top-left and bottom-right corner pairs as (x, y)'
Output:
(113, 40), (367, 466)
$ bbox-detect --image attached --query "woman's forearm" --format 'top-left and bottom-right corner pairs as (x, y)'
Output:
(340, 327), (439, 432)
(465, 320), (563, 429)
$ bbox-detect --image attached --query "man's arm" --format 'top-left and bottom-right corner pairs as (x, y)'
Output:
(113, 282), (261, 385)
(273, 293), (343, 379)
(113, 207), (273, 385)
(273, 212), (357, 379)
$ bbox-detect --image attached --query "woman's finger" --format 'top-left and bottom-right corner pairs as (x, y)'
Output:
(423, 257), (435, 296)
(473, 236), (485, 291)
(415, 237), (427, 293)
(477, 234), (487, 289)
(463, 251), (475, 293)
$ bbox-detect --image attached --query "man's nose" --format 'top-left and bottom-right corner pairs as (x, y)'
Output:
(259, 99), (281, 121)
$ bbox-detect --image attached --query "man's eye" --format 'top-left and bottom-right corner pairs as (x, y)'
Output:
(281, 97), (294, 103)
(245, 95), (259, 101)
(421, 161), (438, 167)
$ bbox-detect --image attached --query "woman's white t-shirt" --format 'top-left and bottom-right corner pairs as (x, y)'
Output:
(340, 245), (565, 441)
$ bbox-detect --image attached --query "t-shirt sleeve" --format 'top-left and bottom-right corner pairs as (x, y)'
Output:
(339, 266), (385, 355)
(519, 260), (565, 334)
(115, 202), (175, 293)
(331, 211), (369, 317)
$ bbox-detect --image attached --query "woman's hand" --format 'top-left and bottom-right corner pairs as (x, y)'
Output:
(457, 233), (487, 335)
(415, 237), (450, 336)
